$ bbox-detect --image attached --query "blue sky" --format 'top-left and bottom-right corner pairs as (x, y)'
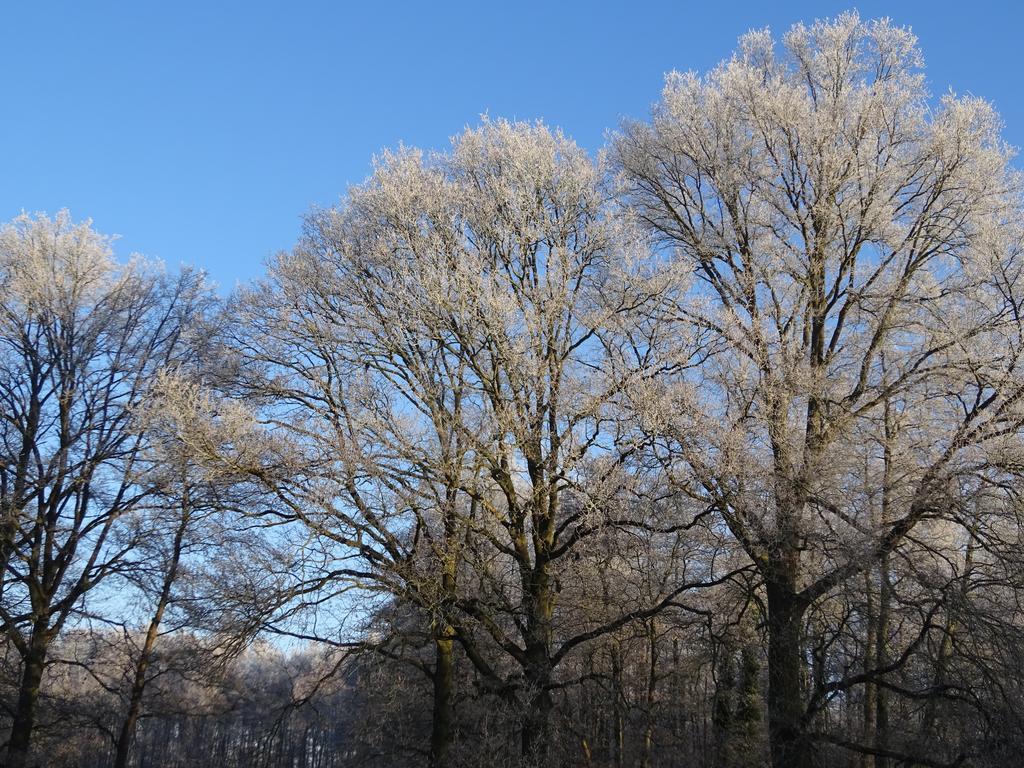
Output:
(3, 1), (1021, 289)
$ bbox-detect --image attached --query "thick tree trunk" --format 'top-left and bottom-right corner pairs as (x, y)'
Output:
(766, 579), (811, 768)
(521, 674), (553, 766)
(429, 628), (456, 768)
(429, 500), (461, 768)
(521, 565), (555, 766)
(6, 620), (50, 768)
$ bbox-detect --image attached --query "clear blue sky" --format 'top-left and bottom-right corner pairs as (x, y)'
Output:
(3, 1), (1021, 289)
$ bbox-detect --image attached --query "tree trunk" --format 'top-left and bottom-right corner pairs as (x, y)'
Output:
(766, 579), (811, 768)
(875, 554), (891, 768)
(113, 612), (164, 768)
(641, 620), (658, 768)
(712, 641), (735, 768)
(114, 506), (188, 768)
(521, 668), (554, 766)
(6, 620), (50, 768)
(429, 498), (461, 768)
(735, 638), (762, 765)
(429, 628), (456, 768)
(875, 400), (894, 768)
(611, 641), (625, 768)
(521, 567), (555, 766)
(862, 570), (877, 768)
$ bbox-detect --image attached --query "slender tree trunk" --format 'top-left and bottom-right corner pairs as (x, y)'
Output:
(875, 399), (894, 768)
(611, 640), (625, 768)
(712, 640), (735, 768)
(766, 579), (811, 768)
(113, 605), (168, 768)
(6, 618), (51, 768)
(875, 552), (891, 768)
(735, 637), (762, 765)
(922, 524), (975, 748)
(641, 620), (658, 768)
(113, 508), (188, 768)
(862, 570), (877, 768)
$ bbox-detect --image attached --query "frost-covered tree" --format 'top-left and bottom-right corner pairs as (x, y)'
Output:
(615, 12), (1024, 767)
(0, 212), (213, 767)
(228, 119), (730, 767)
